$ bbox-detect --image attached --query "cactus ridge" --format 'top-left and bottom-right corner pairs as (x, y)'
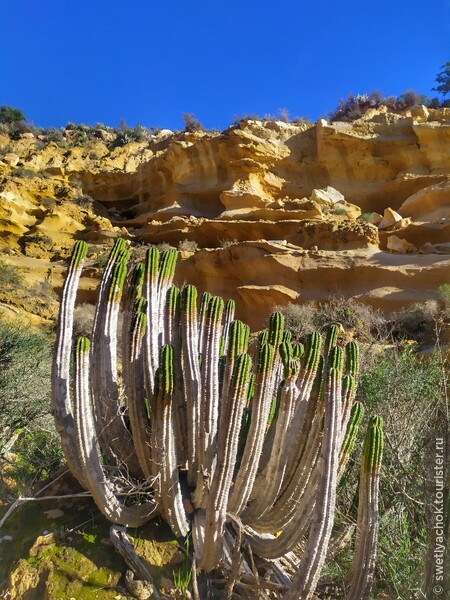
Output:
(246, 372), (256, 404)
(158, 345), (175, 397)
(363, 422), (384, 472)
(199, 291), (213, 315)
(158, 249), (178, 284)
(279, 341), (293, 365)
(167, 285), (180, 314)
(207, 295), (224, 322)
(268, 312), (285, 348)
(130, 263), (145, 293)
(345, 341), (360, 378)
(369, 415), (383, 428)
(257, 342), (275, 374)
(181, 284), (197, 314)
(76, 336), (90, 353)
(231, 353), (252, 390)
(342, 374), (356, 399)
(303, 331), (322, 372)
(341, 401), (364, 455)
(224, 298), (235, 321)
(145, 246), (159, 280)
(108, 256), (129, 302)
(328, 345), (344, 374)
(227, 320), (246, 359)
(282, 330), (292, 343)
(325, 323), (341, 352)
(70, 240), (89, 267)
(292, 342), (304, 359)
(132, 296), (147, 317)
(130, 297), (147, 331)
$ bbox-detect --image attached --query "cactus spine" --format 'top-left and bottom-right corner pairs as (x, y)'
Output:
(53, 240), (384, 599)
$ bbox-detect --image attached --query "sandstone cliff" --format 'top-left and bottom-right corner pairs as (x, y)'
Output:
(0, 106), (449, 328)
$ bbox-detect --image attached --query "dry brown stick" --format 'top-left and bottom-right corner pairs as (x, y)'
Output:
(109, 525), (162, 599)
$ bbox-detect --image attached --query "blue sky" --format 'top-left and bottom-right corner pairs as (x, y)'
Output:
(0, 1), (448, 131)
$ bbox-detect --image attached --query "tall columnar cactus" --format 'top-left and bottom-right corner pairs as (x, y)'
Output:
(347, 417), (384, 600)
(53, 240), (384, 599)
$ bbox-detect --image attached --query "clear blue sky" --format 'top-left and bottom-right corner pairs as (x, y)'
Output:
(0, 1), (448, 131)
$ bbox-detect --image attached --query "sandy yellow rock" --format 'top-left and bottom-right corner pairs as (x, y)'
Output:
(0, 109), (448, 327)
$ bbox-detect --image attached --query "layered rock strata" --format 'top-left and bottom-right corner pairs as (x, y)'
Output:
(0, 107), (449, 327)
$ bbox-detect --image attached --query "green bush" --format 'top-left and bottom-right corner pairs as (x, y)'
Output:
(358, 345), (447, 598)
(7, 422), (62, 493)
(0, 317), (53, 456)
(41, 127), (66, 146)
(0, 106), (26, 125)
(12, 167), (39, 179)
(437, 284), (450, 318)
(0, 262), (23, 289)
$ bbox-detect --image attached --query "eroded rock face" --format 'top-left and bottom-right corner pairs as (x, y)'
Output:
(0, 108), (449, 328)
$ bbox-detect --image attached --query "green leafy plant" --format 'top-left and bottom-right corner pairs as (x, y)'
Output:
(0, 106), (26, 125)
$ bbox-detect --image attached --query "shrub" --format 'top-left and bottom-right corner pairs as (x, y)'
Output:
(73, 303), (96, 339)
(278, 108), (290, 122)
(0, 143), (13, 157)
(0, 317), (53, 456)
(358, 345), (446, 598)
(178, 239), (199, 252)
(291, 116), (313, 125)
(0, 106), (26, 125)
(278, 297), (387, 342)
(0, 262), (23, 289)
(41, 197), (57, 210)
(396, 90), (428, 109)
(437, 283), (450, 318)
(390, 301), (439, 343)
(156, 242), (176, 252)
(12, 167), (38, 179)
(41, 127), (66, 146)
(72, 193), (94, 209)
(7, 421), (62, 493)
(329, 92), (382, 122)
(109, 125), (159, 148)
(218, 238), (238, 248)
(26, 233), (52, 246)
(182, 113), (205, 132)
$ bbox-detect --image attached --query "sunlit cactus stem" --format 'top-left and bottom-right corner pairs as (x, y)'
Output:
(74, 336), (155, 527)
(347, 418), (384, 600)
(51, 239), (89, 487)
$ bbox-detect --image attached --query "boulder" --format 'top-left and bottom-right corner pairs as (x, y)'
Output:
(3, 153), (20, 167)
(419, 242), (435, 254)
(311, 186), (345, 205)
(379, 207), (403, 230)
(387, 235), (417, 254)
(409, 105), (429, 122)
(363, 212), (383, 225)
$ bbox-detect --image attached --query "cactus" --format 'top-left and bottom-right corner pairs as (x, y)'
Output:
(52, 240), (384, 599)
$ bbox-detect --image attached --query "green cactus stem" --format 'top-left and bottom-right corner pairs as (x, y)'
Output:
(347, 419), (383, 600)
(74, 336), (155, 527)
(52, 240), (89, 487)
